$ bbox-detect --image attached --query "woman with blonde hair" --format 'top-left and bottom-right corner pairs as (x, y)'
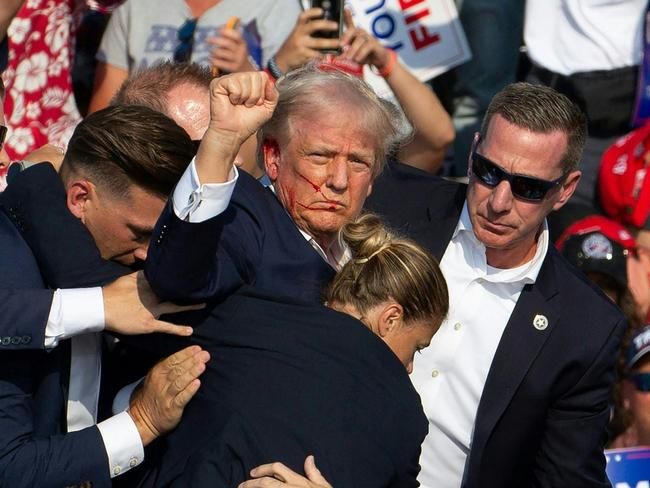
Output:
(136, 214), (448, 488)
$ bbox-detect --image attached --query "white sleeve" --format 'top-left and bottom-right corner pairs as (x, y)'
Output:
(97, 411), (145, 478)
(44, 288), (105, 348)
(172, 156), (239, 223)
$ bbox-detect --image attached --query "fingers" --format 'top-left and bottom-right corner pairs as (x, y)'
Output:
(217, 26), (244, 42)
(343, 7), (355, 30)
(166, 348), (209, 397)
(304, 456), (330, 486)
(216, 72), (274, 107)
(147, 319), (193, 336)
(238, 479), (281, 488)
(163, 344), (203, 368)
(249, 462), (297, 482)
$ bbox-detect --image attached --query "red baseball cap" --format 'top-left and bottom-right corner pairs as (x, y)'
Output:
(556, 215), (636, 289)
(599, 123), (650, 229)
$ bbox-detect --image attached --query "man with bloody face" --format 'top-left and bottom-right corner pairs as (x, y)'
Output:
(144, 65), (407, 304)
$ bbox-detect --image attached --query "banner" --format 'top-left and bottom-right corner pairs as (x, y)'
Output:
(606, 447), (650, 487)
(346, 0), (471, 97)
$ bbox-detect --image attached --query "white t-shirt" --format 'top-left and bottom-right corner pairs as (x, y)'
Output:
(97, 0), (301, 71)
(525, 0), (645, 75)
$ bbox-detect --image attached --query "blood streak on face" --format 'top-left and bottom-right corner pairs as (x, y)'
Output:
(297, 173), (341, 210)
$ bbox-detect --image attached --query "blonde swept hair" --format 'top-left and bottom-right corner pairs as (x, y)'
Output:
(327, 213), (449, 325)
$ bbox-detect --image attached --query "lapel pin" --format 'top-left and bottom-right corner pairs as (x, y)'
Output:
(533, 314), (548, 331)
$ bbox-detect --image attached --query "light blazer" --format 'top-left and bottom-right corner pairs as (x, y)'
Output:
(366, 161), (626, 488)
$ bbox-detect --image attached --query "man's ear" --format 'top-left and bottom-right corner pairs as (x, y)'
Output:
(262, 138), (281, 181)
(552, 170), (581, 211)
(377, 302), (404, 338)
(66, 179), (95, 222)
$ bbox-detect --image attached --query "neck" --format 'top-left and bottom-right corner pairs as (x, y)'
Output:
(184, 0), (220, 18)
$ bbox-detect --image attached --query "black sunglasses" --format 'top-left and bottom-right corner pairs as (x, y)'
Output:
(471, 146), (568, 202)
(173, 18), (198, 63)
(0, 125), (6, 149)
(629, 372), (650, 392)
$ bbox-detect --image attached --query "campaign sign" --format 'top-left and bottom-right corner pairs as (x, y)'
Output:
(347, 0), (471, 97)
(605, 447), (650, 487)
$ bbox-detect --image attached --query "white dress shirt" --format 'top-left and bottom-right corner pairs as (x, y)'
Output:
(412, 203), (549, 488)
(44, 287), (143, 476)
(173, 159), (349, 269)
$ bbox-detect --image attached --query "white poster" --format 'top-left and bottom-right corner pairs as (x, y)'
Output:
(346, 0), (472, 97)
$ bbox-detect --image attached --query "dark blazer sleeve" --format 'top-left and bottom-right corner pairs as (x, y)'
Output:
(532, 317), (626, 487)
(0, 352), (111, 488)
(0, 288), (53, 349)
(145, 180), (264, 303)
(0, 163), (128, 288)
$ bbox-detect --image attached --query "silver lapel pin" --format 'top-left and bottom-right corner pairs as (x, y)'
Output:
(533, 314), (548, 331)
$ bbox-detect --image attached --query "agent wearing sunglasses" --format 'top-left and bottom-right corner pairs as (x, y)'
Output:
(611, 325), (650, 448)
(366, 81), (626, 487)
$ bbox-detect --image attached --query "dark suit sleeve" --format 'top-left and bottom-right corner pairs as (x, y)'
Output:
(1, 163), (128, 288)
(531, 317), (626, 487)
(0, 353), (111, 488)
(0, 288), (53, 349)
(145, 191), (264, 303)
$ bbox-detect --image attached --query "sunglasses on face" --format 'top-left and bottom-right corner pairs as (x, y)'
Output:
(470, 146), (568, 202)
(173, 18), (198, 63)
(630, 371), (650, 392)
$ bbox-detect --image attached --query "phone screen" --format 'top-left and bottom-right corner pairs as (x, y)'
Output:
(310, 0), (343, 41)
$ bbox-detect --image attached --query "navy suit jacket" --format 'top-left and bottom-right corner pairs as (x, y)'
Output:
(145, 169), (336, 305)
(135, 290), (427, 488)
(0, 200), (111, 487)
(367, 161), (626, 488)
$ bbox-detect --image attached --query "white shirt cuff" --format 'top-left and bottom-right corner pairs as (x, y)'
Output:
(172, 156), (239, 223)
(44, 288), (105, 348)
(97, 411), (145, 478)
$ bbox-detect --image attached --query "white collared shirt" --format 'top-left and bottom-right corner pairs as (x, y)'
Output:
(412, 203), (549, 488)
(173, 159), (349, 270)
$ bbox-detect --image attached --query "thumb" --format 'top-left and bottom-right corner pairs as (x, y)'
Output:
(343, 7), (355, 30)
(304, 455), (329, 485)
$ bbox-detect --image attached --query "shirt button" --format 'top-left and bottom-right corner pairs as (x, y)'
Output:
(113, 466), (122, 476)
(431, 369), (439, 378)
(454, 322), (462, 331)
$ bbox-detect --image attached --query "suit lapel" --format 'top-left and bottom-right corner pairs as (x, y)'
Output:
(466, 253), (560, 482)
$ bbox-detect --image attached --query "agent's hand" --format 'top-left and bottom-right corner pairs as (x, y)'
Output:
(238, 456), (333, 488)
(103, 272), (203, 337)
(23, 144), (66, 171)
(274, 8), (340, 73)
(339, 10), (390, 71)
(207, 27), (255, 74)
(128, 345), (210, 446)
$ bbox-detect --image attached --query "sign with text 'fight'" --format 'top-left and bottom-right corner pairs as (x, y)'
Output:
(347, 0), (471, 97)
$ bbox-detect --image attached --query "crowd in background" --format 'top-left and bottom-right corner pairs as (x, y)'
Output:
(0, 0), (650, 486)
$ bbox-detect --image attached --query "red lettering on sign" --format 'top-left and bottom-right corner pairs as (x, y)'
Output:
(398, 0), (425, 9)
(405, 8), (430, 24)
(408, 25), (440, 50)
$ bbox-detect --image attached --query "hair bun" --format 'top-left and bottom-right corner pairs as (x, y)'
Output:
(340, 213), (393, 261)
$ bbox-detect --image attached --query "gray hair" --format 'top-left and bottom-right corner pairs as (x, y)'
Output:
(258, 63), (411, 178)
(481, 82), (587, 173)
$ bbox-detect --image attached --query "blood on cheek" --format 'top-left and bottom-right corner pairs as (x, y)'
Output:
(296, 173), (340, 211)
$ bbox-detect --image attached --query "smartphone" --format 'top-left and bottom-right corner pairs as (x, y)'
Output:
(309, 0), (343, 43)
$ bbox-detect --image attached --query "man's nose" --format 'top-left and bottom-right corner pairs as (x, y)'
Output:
(488, 180), (513, 214)
(326, 158), (349, 192)
(134, 245), (148, 262)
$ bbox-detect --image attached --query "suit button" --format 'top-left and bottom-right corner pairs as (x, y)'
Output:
(1, 337), (10, 345)
(10, 336), (20, 345)
(21, 335), (31, 344)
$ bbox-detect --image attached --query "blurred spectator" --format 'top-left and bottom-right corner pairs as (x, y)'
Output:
(610, 325), (650, 448)
(1, 0), (83, 162)
(270, 9), (454, 174)
(525, 0), (646, 209)
(111, 60), (260, 177)
(89, 0), (300, 112)
(556, 215), (645, 443)
(599, 123), (650, 321)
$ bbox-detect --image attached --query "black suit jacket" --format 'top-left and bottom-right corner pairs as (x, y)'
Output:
(136, 290), (427, 488)
(367, 161), (626, 488)
(0, 203), (111, 487)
